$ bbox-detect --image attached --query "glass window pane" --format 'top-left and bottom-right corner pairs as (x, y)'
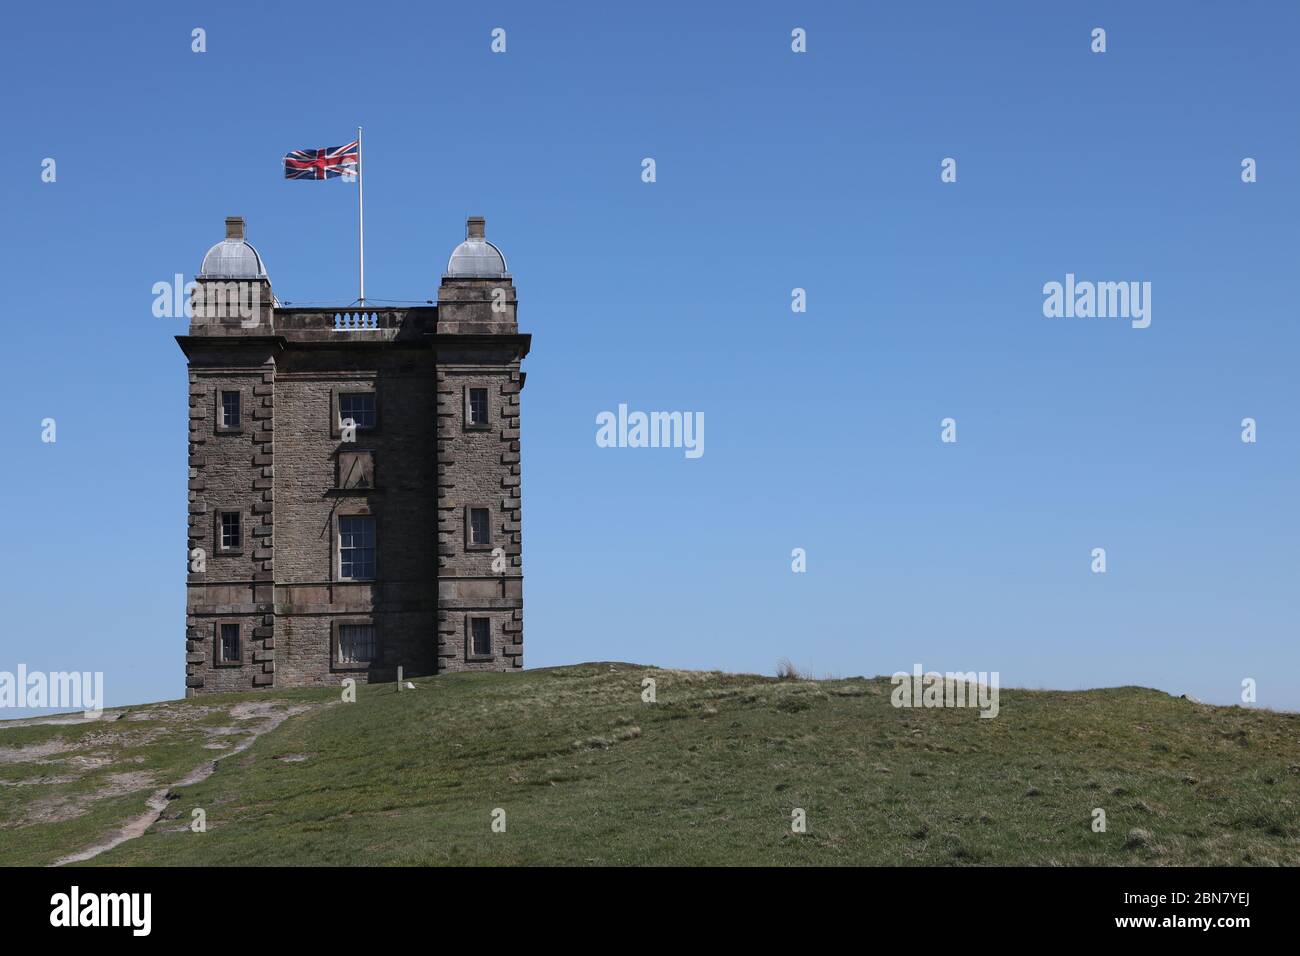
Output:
(471, 618), (491, 655)
(221, 512), (241, 549)
(220, 623), (240, 662)
(339, 624), (375, 663)
(339, 516), (376, 579)
(469, 388), (488, 425)
(340, 393), (376, 429)
(221, 391), (241, 428)
(470, 508), (489, 544)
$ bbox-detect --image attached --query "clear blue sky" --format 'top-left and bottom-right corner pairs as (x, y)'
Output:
(2, 1), (1297, 714)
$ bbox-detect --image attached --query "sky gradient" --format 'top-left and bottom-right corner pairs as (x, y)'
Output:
(2, 1), (1297, 714)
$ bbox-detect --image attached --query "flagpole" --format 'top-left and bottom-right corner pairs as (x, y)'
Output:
(357, 126), (365, 305)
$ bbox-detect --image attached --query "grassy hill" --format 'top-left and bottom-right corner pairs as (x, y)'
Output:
(2, 663), (1298, 866)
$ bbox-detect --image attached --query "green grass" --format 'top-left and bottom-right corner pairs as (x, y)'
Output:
(3, 663), (1299, 865)
(0, 689), (330, 866)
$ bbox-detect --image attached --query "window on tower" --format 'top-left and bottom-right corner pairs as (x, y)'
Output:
(338, 515), (376, 580)
(467, 387), (489, 427)
(220, 391), (241, 428)
(339, 392), (377, 431)
(469, 617), (492, 658)
(218, 511), (242, 552)
(217, 389), (243, 432)
(217, 622), (241, 664)
(468, 507), (491, 547)
(337, 623), (376, 664)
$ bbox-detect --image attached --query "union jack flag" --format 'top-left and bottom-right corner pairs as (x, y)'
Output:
(283, 141), (359, 180)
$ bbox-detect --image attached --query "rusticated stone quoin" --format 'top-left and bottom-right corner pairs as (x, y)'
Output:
(178, 216), (529, 695)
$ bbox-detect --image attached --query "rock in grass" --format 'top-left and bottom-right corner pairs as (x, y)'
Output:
(1125, 827), (1154, 849)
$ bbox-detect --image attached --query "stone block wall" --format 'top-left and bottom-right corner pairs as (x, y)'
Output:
(184, 353), (276, 695)
(180, 219), (529, 694)
(271, 351), (440, 686)
(434, 360), (524, 673)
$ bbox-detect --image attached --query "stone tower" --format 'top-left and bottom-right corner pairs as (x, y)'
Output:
(178, 215), (529, 694)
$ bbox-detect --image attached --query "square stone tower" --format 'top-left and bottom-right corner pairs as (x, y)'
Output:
(177, 216), (529, 694)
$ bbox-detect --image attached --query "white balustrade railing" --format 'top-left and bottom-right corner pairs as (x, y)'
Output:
(333, 311), (381, 330)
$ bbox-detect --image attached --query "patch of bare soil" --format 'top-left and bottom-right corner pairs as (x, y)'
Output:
(63, 754), (116, 772)
(52, 703), (318, 866)
(0, 773), (81, 787)
(11, 772), (157, 827)
(201, 725), (252, 739)
(0, 713), (116, 728)
(124, 704), (218, 723)
(229, 701), (293, 720)
(0, 740), (78, 764)
(78, 728), (167, 750)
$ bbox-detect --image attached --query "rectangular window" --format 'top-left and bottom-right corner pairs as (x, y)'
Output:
(338, 450), (375, 490)
(468, 388), (489, 426)
(219, 623), (241, 663)
(339, 515), (376, 580)
(339, 392), (377, 431)
(220, 391), (241, 428)
(470, 618), (491, 657)
(469, 508), (490, 546)
(338, 624), (376, 664)
(220, 511), (241, 551)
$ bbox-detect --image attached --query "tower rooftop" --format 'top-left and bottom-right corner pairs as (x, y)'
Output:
(445, 216), (508, 278)
(199, 216), (268, 280)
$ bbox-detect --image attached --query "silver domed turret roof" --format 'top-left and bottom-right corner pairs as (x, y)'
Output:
(199, 217), (268, 280)
(200, 239), (267, 279)
(445, 216), (507, 277)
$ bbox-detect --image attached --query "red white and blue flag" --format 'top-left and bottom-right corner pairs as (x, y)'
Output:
(283, 141), (359, 180)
